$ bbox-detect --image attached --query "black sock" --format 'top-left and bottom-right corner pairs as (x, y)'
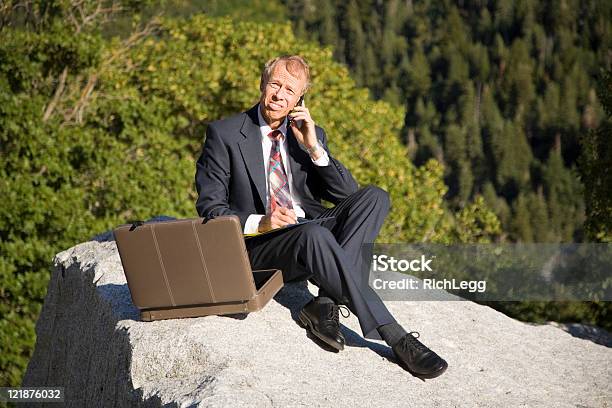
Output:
(318, 287), (331, 298)
(317, 288), (350, 306)
(378, 322), (408, 347)
(317, 288), (338, 304)
(314, 296), (334, 304)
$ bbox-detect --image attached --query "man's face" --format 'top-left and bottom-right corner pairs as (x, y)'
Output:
(259, 62), (306, 124)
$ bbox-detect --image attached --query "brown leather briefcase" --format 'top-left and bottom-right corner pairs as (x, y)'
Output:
(113, 216), (284, 321)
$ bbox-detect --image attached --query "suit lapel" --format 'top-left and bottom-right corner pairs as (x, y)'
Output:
(238, 105), (267, 211)
(287, 126), (308, 199)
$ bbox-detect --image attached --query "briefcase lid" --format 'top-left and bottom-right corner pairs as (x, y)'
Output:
(113, 216), (258, 310)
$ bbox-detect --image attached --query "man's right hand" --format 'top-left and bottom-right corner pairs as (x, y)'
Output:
(258, 207), (297, 232)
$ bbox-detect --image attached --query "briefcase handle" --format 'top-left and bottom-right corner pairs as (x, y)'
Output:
(202, 214), (215, 224)
(126, 214), (217, 230)
(129, 221), (144, 231)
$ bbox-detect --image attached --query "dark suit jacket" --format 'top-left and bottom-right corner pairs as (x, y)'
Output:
(195, 104), (359, 229)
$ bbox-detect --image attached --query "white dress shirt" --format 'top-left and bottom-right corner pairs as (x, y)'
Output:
(243, 106), (330, 233)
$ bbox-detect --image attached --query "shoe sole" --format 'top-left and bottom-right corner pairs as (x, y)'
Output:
(397, 359), (448, 379)
(298, 310), (344, 351)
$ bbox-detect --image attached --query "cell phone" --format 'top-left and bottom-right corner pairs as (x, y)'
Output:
(289, 95), (305, 126)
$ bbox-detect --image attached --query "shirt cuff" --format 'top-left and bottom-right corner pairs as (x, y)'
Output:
(311, 149), (330, 166)
(244, 214), (265, 234)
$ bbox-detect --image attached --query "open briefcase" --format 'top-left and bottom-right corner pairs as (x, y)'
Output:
(113, 215), (284, 321)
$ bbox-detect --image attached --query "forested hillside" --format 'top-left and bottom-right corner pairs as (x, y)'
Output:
(282, 0), (611, 243)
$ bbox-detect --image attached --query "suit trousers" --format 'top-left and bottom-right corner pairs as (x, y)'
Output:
(245, 185), (396, 340)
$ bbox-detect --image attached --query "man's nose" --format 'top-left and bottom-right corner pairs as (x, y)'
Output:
(273, 87), (287, 100)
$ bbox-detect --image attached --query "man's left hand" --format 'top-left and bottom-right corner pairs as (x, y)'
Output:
(289, 105), (317, 150)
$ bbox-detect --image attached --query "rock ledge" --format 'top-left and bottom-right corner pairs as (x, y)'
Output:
(23, 239), (611, 407)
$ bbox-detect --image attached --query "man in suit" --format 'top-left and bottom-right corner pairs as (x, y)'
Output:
(195, 55), (447, 379)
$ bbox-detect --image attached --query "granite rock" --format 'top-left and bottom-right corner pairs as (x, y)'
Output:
(22, 239), (612, 407)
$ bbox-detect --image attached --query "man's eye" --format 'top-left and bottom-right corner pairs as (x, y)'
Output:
(269, 82), (280, 89)
(287, 89), (295, 95)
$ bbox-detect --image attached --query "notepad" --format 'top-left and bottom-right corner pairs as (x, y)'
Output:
(243, 216), (336, 239)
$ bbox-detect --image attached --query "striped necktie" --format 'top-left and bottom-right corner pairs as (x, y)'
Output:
(267, 129), (293, 213)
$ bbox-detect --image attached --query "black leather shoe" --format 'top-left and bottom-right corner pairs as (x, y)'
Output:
(392, 332), (448, 379)
(298, 298), (345, 351)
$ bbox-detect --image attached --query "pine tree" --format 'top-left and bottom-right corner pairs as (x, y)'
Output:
(579, 70), (612, 242)
(283, 0), (610, 243)
(512, 193), (534, 241)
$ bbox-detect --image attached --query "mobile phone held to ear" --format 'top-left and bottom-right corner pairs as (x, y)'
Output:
(289, 95), (305, 127)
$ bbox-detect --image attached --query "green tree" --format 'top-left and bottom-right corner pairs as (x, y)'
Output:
(579, 70), (612, 242)
(283, 0), (610, 243)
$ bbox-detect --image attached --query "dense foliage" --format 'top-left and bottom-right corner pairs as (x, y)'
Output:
(0, 2), (500, 387)
(283, 0), (611, 243)
(579, 70), (612, 243)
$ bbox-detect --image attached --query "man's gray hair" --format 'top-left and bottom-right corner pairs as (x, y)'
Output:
(259, 55), (311, 95)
